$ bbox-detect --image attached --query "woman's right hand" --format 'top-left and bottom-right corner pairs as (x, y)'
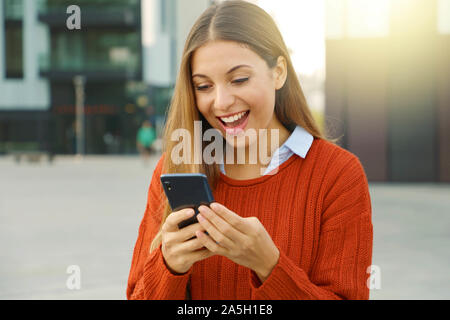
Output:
(161, 208), (215, 274)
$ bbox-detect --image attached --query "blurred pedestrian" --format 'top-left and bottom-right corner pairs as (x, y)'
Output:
(136, 120), (156, 165)
(146, 105), (157, 128)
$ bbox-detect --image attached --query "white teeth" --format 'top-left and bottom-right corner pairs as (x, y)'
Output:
(220, 111), (247, 123)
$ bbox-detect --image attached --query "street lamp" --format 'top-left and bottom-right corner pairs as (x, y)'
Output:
(73, 75), (86, 157)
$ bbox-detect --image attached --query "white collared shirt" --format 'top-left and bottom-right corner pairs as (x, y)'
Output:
(220, 125), (314, 176)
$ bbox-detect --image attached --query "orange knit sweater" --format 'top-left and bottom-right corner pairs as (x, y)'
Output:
(127, 139), (373, 300)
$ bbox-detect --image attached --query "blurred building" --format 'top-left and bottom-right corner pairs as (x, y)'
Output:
(0, 0), (51, 154)
(0, 0), (211, 155)
(41, 0), (144, 155)
(325, 0), (450, 182)
(142, 0), (211, 137)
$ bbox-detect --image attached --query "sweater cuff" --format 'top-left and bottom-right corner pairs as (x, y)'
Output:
(142, 244), (192, 299)
(249, 245), (309, 300)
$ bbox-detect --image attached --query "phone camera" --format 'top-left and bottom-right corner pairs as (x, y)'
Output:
(164, 181), (172, 191)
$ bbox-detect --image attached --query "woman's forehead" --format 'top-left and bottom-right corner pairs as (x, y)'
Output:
(191, 41), (261, 76)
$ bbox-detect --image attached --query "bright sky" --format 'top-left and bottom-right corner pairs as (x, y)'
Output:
(255, 0), (325, 76)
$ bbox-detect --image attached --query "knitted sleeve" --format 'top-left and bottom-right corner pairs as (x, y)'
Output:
(249, 153), (373, 300)
(126, 154), (191, 300)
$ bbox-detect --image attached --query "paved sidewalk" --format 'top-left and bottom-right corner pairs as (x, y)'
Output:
(369, 182), (450, 299)
(0, 155), (449, 299)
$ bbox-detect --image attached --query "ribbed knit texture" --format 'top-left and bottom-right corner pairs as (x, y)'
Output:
(126, 139), (373, 300)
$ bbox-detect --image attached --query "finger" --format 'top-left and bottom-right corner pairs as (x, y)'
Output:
(195, 230), (227, 255)
(196, 213), (234, 248)
(209, 202), (250, 234)
(162, 208), (195, 232)
(177, 222), (206, 242)
(178, 236), (207, 253)
(199, 205), (245, 241)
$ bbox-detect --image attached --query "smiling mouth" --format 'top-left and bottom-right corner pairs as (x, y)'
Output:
(218, 111), (250, 128)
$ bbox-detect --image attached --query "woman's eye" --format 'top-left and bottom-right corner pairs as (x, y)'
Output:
(195, 78), (249, 92)
(196, 85), (210, 91)
(233, 77), (249, 84)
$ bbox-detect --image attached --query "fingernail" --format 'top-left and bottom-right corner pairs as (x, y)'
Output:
(186, 209), (195, 217)
(197, 214), (205, 222)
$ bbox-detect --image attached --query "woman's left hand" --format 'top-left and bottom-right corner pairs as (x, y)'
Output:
(195, 202), (280, 283)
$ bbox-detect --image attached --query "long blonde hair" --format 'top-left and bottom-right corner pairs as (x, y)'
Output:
(149, 0), (326, 252)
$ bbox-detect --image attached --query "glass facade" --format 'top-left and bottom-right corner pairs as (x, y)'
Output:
(4, 0), (23, 20)
(35, 0), (146, 154)
(37, 0), (141, 77)
(38, 0), (139, 14)
(39, 29), (140, 74)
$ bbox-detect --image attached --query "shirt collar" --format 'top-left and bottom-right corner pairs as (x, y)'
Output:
(219, 125), (314, 163)
(281, 125), (314, 159)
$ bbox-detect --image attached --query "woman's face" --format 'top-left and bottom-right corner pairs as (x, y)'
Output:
(191, 40), (287, 149)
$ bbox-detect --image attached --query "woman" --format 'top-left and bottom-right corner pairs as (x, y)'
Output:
(127, 1), (372, 300)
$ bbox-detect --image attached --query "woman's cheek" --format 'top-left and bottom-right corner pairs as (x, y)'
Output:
(197, 98), (213, 118)
(195, 100), (208, 118)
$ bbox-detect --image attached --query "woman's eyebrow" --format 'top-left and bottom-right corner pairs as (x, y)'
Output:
(192, 64), (252, 79)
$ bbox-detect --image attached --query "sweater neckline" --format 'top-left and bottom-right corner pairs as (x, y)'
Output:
(218, 154), (299, 187)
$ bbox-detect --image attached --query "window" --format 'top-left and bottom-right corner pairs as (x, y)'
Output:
(49, 29), (139, 72)
(4, 0), (23, 20)
(4, 0), (24, 78)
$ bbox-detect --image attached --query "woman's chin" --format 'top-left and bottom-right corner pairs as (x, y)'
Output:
(224, 134), (257, 150)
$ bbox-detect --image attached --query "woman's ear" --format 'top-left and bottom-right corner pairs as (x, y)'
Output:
(273, 56), (288, 90)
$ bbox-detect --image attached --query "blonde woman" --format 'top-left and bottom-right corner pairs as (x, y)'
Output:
(127, 1), (373, 300)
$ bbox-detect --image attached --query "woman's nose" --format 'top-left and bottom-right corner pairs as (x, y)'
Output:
(213, 85), (235, 112)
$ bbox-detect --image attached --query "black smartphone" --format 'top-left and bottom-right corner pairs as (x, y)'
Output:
(160, 173), (215, 229)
